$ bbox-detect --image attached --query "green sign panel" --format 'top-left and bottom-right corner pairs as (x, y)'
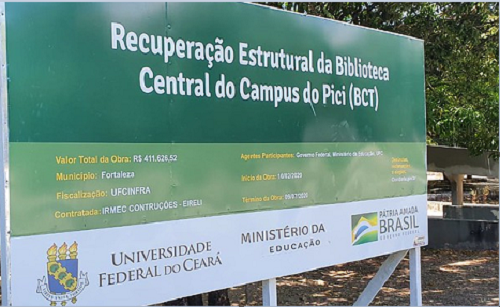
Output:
(5, 2), (426, 237)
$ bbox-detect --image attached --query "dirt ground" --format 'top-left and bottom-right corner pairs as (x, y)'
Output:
(227, 248), (499, 306)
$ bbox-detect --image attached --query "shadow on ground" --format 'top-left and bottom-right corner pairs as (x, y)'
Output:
(229, 248), (499, 306)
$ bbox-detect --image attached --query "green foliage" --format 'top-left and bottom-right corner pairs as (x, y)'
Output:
(263, 2), (499, 156)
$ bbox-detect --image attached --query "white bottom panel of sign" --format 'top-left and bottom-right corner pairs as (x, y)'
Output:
(11, 195), (428, 306)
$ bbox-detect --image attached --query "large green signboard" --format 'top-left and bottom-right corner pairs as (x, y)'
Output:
(1, 3), (427, 305)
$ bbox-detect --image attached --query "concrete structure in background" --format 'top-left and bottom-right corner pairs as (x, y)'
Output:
(427, 145), (499, 250)
(427, 217), (498, 250)
(427, 145), (498, 206)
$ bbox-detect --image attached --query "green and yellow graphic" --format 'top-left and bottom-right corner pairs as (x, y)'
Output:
(351, 212), (378, 245)
(5, 2), (426, 238)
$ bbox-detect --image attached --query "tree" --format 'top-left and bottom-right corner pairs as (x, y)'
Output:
(264, 2), (499, 156)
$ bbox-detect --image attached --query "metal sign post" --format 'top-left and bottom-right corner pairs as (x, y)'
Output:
(353, 250), (408, 306)
(0, 2), (12, 306)
(260, 248), (423, 306)
(262, 278), (277, 306)
(409, 247), (423, 306)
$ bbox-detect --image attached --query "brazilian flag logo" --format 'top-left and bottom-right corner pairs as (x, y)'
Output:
(351, 212), (378, 245)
